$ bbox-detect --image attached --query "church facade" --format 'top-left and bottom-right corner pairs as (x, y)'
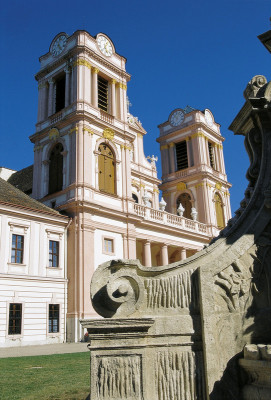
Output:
(0, 30), (231, 345)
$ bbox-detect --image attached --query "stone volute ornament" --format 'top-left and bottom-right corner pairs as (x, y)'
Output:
(142, 190), (150, 206)
(177, 202), (185, 216)
(191, 207), (198, 221)
(159, 197), (166, 211)
(83, 29), (271, 400)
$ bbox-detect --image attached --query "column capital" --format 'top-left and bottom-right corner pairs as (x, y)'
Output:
(48, 77), (55, 85)
(169, 142), (175, 148)
(92, 67), (99, 74)
(64, 66), (71, 74)
(111, 78), (117, 85)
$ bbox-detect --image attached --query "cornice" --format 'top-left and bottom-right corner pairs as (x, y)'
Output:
(156, 122), (225, 144)
(36, 46), (131, 82)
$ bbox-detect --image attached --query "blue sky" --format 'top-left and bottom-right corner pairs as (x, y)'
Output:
(0, 0), (270, 213)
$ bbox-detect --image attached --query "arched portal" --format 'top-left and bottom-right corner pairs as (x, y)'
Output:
(48, 143), (63, 194)
(98, 143), (116, 195)
(214, 193), (225, 229)
(176, 193), (192, 219)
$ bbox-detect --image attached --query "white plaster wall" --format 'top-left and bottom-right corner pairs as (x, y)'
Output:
(0, 278), (66, 347)
(94, 229), (123, 270)
(0, 208), (67, 347)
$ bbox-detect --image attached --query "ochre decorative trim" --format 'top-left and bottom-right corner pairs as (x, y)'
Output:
(83, 126), (94, 135)
(38, 82), (48, 89)
(191, 132), (205, 139)
(195, 182), (205, 188)
(160, 144), (168, 150)
(206, 183), (213, 188)
(121, 144), (132, 151)
(111, 79), (117, 85)
(34, 144), (44, 152)
(215, 183), (222, 190)
(177, 182), (187, 191)
(69, 126), (79, 135)
(103, 128), (114, 140)
(116, 82), (127, 90)
(73, 59), (92, 70)
(169, 143), (175, 148)
(92, 67), (99, 74)
(49, 128), (60, 140)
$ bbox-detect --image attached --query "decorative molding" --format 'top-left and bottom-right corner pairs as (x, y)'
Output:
(48, 128), (60, 141)
(117, 82), (127, 90)
(103, 128), (114, 140)
(215, 182), (222, 190)
(69, 126), (79, 135)
(34, 144), (44, 152)
(176, 182), (187, 191)
(169, 142), (175, 148)
(191, 132), (205, 139)
(38, 82), (48, 89)
(83, 126), (94, 135)
(92, 67), (99, 74)
(73, 59), (92, 70)
(111, 78), (117, 85)
(160, 144), (168, 150)
(195, 182), (205, 188)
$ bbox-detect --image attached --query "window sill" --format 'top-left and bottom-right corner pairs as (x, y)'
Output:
(103, 251), (115, 256)
(6, 334), (23, 340)
(8, 263), (26, 267)
(47, 332), (61, 338)
(46, 266), (62, 270)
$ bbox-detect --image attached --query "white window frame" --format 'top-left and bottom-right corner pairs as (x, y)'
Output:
(8, 222), (29, 266)
(102, 236), (115, 256)
(6, 300), (25, 340)
(46, 230), (63, 269)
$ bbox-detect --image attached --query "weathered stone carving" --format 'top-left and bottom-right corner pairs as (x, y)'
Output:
(239, 344), (271, 400)
(156, 350), (206, 400)
(84, 29), (271, 400)
(145, 269), (199, 310)
(96, 355), (142, 399)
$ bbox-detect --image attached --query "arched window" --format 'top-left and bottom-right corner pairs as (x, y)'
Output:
(214, 193), (225, 229)
(132, 193), (138, 203)
(49, 143), (63, 194)
(176, 193), (192, 219)
(98, 143), (116, 195)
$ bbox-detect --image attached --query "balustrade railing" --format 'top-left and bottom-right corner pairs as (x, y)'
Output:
(100, 110), (114, 124)
(134, 204), (210, 235)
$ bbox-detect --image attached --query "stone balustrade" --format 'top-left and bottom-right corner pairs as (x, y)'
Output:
(134, 204), (210, 235)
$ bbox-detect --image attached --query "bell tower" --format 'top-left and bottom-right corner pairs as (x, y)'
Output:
(157, 107), (231, 234)
(30, 30), (160, 341)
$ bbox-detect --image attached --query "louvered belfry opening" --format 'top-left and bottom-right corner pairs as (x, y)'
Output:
(176, 141), (188, 170)
(208, 142), (215, 169)
(55, 74), (65, 113)
(49, 143), (64, 194)
(98, 76), (108, 112)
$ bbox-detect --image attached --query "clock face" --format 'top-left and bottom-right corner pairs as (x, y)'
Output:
(97, 35), (113, 57)
(51, 35), (67, 57)
(170, 110), (185, 127)
(205, 110), (213, 126)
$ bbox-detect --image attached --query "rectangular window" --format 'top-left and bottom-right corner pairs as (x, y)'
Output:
(11, 234), (24, 264)
(8, 303), (22, 335)
(104, 238), (114, 254)
(208, 142), (216, 169)
(98, 76), (108, 112)
(48, 304), (59, 333)
(49, 240), (59, 268)
(176, 141), (188, 170)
